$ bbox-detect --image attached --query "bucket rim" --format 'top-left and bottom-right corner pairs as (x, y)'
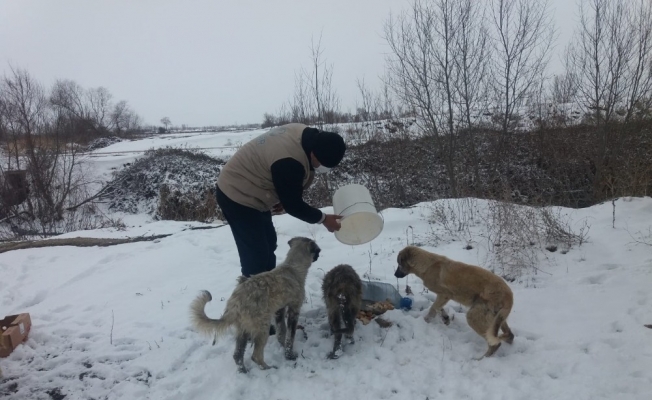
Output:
(335, 211), (384, 245)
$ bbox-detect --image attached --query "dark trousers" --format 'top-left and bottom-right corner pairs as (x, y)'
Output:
(215, 186), (277, 277)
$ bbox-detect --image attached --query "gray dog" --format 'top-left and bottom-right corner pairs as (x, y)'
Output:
(190, 236), (320, 373)
(322, 264), (362, 359)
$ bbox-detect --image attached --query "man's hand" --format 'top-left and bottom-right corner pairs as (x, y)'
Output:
(272, 203), (284, 214)
(322, 214), (342, 232)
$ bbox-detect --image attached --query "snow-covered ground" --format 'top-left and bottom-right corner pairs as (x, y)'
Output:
(1, 194), (651, 399)
(80, 119), (415, 184)
(82, 128), (265, 185)
(1, 127), (651, 399)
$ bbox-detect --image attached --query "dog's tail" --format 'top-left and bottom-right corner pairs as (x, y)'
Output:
(190, 290), (232, 338)
(486, 306), (511, 346)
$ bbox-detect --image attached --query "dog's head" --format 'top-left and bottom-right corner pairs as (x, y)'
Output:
(394, 246), (416, 279)
(288, 237), (321, 262)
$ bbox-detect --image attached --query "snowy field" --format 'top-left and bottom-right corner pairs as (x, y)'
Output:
(1, 128), (651, 399)
(82, 128), (265, 186)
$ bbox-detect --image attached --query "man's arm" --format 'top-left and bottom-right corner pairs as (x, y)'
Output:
(270, 158), (324, 224)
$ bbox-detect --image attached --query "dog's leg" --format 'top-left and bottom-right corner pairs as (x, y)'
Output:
(425, 295), (450, 324)
(328, 333), (343, 359)
(284, 307), (300, 360)
(233, 331), (249, 373)
(327, 309), (343, 359)
(345, 333), (355, 345)
(344, 303), (357, 345)
(499, 320), (515, 344)
(328, 333), (343, 360)
(481, 341), (501, 359)
(482, 307), (511, 357)
(480, 307), (511, 357)
(251, 330), (276, 370)
(275, 308), (287, 346)
(466, 304), (501, 359)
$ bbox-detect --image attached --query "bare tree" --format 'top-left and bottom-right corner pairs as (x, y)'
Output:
(51, 79), (131, 139)
(50, 79), (89, 126)
(435, 0), (492, 195)
(277, 34), (342, 129)
(356, 77), (375, 122)
(0, 67), (90, 236)
(261, 112), (276, 128)
(432, 0), (459, 137)
(624, 0), (652, 121)
(488, 0), (555, 140)
(385, 0), (455, 199)
(305, 34), (340, 128)
(50, 80), (87, 143)
(384, 1), (441, 139)
(570, 0), (652, 111)
(289, 70), (312, 124)
(564, 0), (652, 199)
(567, 0), (635, 124)
(0, 67), (50, 171)
(453, 0), (490, 189)
(355, 77), (383, 139)
(160, 117), (171, 131)
(551, 73), (579, 105)
(384, 0), (494, 196)
(110, 100), (142, 134)
(379, 73), (398, 120)
(87, 86), (112, 133)
(430, 0), (464, 195)
(453, 0), (490, 129)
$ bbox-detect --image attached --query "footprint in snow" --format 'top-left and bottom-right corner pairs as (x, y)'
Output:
(18, 290), (48, 308)
(580, 274), (607, 285)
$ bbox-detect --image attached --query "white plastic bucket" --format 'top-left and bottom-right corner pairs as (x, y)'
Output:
(332, 184), (383, 245)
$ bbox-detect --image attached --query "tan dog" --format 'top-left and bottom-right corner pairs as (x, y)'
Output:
(394, 246), (514, 358)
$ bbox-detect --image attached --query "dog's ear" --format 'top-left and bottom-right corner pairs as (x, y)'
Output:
(309, 240), (321, 261)
(288, 237), (298, 247)
(395, 249), (409, 278)
(397, 247), (413, 271)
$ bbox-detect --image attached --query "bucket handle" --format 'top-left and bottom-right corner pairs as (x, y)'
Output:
(336, 202), (385, 224)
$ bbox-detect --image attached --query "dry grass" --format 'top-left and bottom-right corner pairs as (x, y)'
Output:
(157, 185), (223, 223)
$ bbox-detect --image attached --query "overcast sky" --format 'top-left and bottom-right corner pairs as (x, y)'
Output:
(0, 0), (577, 127)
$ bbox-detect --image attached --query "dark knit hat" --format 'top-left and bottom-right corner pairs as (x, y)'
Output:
(312, 130), (346, 168)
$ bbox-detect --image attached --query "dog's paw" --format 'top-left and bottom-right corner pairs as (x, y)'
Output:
(327, 349), (343, 360)
(424, 315), (435, 324)
(237, 366), (249, 374)
(441, 314), (451, 325)
(285, 350), (298, 360)
(483, 342), (501, 358)
(501, 331), (515, 344)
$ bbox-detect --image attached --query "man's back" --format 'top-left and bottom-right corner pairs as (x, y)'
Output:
(217, 123), (311, 211)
